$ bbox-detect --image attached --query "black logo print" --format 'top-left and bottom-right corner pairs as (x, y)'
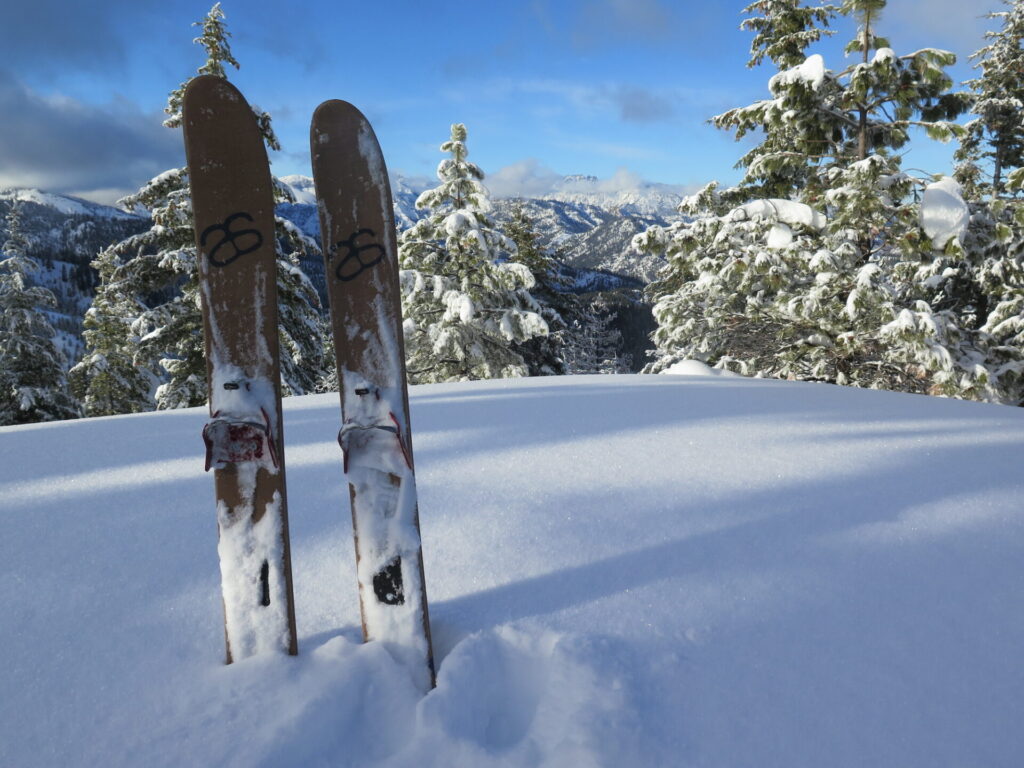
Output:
(201, 212), (264, 268)
(332, 228), (385, 282)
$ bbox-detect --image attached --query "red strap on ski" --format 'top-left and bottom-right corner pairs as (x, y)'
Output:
(202, 407), (278, 471)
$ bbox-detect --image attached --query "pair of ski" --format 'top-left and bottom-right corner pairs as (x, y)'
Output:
(182, 75), (434, 692)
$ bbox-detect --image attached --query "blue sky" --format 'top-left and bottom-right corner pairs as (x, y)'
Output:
(0, 0), (994, 204)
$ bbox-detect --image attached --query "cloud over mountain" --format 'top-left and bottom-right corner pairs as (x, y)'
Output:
(0, 71), (182, 204)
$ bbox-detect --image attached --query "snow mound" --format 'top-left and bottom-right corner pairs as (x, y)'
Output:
(919, 176), (969, 249)
(734, 198), (826, 230)
(661, 359), (740, 377)
(770, 53), (827, 92)
(1, 375), (1023, 766)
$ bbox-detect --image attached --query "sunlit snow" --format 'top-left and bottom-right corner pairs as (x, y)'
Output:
(1, 375), (1022, 766)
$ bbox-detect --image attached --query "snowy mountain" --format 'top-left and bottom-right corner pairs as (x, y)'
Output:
(2, 373), (1022, 766)
(277, 174), (674, 288)
(535, 173), (684, 218)
(0, 189), (148, 363)
(0, 177), (675, 370)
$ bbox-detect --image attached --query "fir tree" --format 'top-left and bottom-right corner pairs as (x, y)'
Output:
(74, 3), (327, 412)
(637, 0), (1001, 399)
(562, 294), (630, 375)
(957, 1), (1024, 197)
(713, 0), (840, 201)
(398, 124), (548, 383)
(743, 0), (838, 70)
(68, 243), (154, 416)
(503, 202), (570, 375)
(0, 202), (80, 425)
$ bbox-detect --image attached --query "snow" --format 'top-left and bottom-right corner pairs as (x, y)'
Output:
(660, 359), (740, 377)
(920, 176), (970, 249)
(872, 47), (897, 65)
(769, 53), (827, 92)
(0, 187), (140, 219)
(1, 375), (1023, 766)
(277, 174), (319, 205)
(734, 198), (826, 230)
(766, 222), (794, 249)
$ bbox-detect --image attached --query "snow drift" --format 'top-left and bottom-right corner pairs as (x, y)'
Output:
(1, 375), (1022, 767)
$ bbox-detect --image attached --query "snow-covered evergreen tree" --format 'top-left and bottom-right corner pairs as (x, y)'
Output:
(637, 0), (1007, 399)
(937, 1), (1024, 404)
(562, 294), (630, 375)
(956, 1), (1024, 197)
(503, 202), (569, 375)
(714, 0), (839, 202)
(68, 242), (154, 416)
(398, 124), (548, 383)
(0, 202), (80, 425)
(74, 3), (327, 412)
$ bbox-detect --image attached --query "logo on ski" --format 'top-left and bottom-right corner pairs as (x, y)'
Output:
(331, 228), (385, 282)
(201, 212), (264, 268)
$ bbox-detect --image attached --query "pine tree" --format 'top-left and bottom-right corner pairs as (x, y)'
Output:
(503, 202), (570, 375)
(398, 124), (548, 383)
(0, 202), (80, 425)
(957, 1), (1024, 197)
(562, 294), (630, 375)
(68, 243), (154, 416)
(713, 1), (840, 202)
(637, 0), (997, 399)
(941, 1), (1024, 405)
(74, 3), (327, 412)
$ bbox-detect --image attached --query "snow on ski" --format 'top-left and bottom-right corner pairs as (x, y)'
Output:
(310, 100), (435, 691)
(183, 74), (298, 663)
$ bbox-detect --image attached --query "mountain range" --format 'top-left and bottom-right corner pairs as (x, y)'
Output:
(0, 175), (682, 368)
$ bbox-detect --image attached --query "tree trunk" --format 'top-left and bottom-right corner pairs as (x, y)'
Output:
(857, 16), (870, 161)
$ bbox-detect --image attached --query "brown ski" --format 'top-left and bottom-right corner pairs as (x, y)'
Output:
(183, 74), (298, 663)
(310, 100), (435, 690)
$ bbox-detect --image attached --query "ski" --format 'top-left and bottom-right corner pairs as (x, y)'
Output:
(182, 74), (298, 663)
(310, 100), (435, 691)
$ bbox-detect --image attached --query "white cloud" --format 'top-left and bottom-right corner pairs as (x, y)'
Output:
(0, 71), (182, 197)
(486, 159), (564, 198)
(485, 160), (688, 200)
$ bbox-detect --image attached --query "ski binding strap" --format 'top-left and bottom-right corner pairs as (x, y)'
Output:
(338, 411), (413, 473)
(203, 407), (279, 471)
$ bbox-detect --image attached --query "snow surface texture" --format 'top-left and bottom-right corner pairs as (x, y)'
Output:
(1, 375), (1023, 766)
(919, 176), (970, 249)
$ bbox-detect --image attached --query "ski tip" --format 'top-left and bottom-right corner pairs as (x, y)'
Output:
(311, 99), (364, 125)
(184, 74), (246, 107)
(310, 99), (376, 149)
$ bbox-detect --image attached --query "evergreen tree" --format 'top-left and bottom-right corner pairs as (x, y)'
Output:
(68, 243), (154, 416)
(743, 0), (838, 70)
(398, 124), (548, 383)
(0, 202), (80, 425)
(503, 201), (570, 375)
(957, 1), (1024, 197)
(713, 1), (840, 202)
(562, 294), (630, 375)
(74, 3), (327, 412)
(637, 1), (1003, 399)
